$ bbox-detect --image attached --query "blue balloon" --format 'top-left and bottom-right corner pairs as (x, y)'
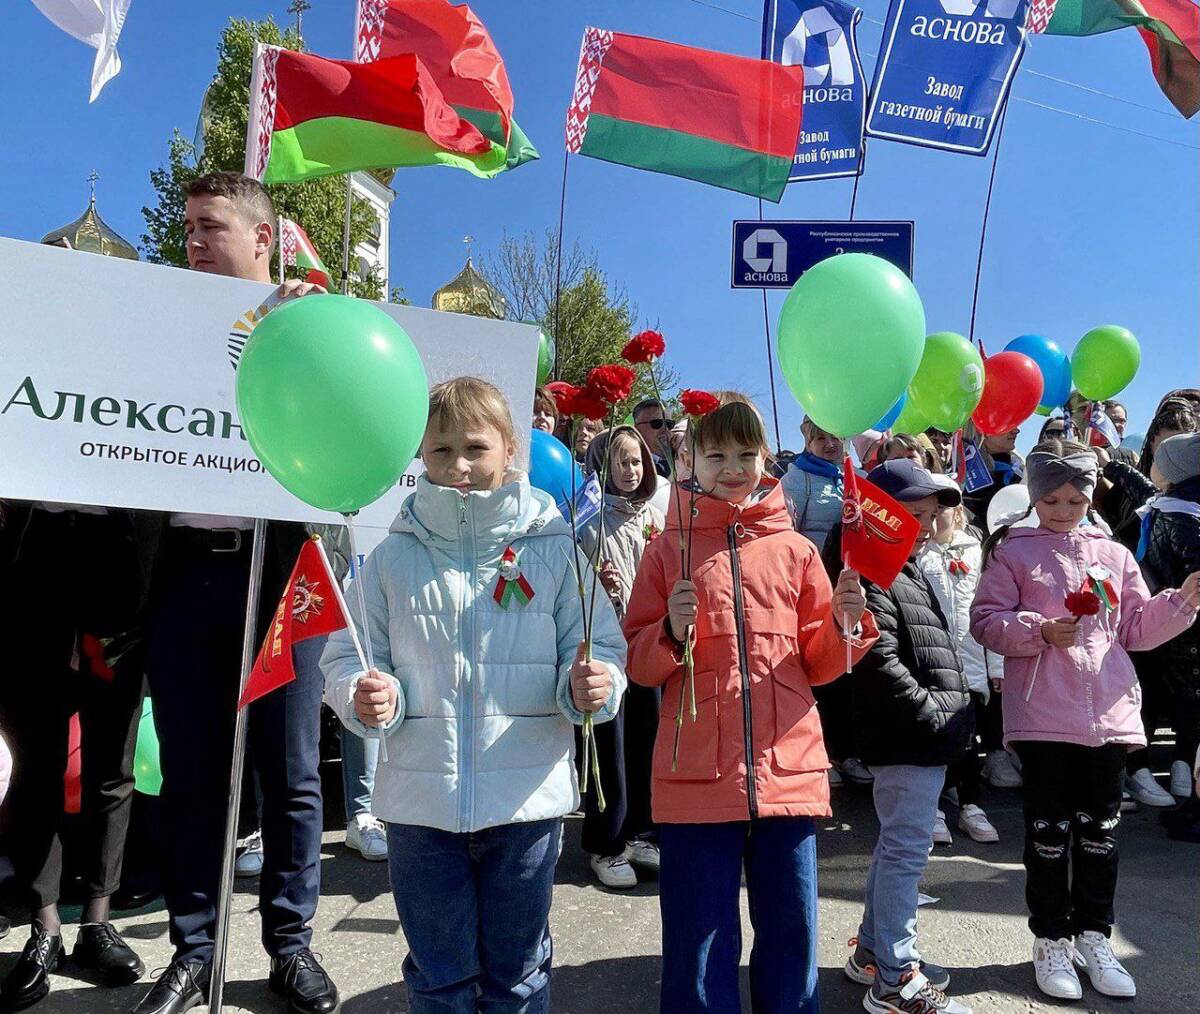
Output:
(873, 392), (906, 431)
(1005, 334), (1072, 412)
(528, 429), (583, 515)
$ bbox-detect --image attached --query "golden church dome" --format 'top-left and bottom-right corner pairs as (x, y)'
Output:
(41, 173), (138, 260)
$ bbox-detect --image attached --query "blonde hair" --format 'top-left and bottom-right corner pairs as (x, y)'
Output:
(426, 376), (516, 447)
(691, 391), (770, 456)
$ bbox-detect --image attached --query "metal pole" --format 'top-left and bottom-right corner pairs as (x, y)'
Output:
(209, 517), (268, 1013)
(340, 175), (354, 295)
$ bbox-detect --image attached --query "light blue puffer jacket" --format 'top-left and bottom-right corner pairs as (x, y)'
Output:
(781, 462), (844, 551)
(321, 474), (627, 833)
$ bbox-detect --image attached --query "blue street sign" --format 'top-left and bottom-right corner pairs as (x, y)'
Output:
(730, 220), (914, 289)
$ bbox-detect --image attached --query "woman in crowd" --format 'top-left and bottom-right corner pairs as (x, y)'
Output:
(962, 425), (1024, 535)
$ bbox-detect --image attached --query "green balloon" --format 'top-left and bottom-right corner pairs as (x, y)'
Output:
(777, 254), (925, 438)
(134, 699), (161, 796)
(893, 395), (932, 435)
(907, 332), (984, 432)
(236, 295), (429, 513)
(536, 331), (555, 386)
(1072, 325), (1140, 401)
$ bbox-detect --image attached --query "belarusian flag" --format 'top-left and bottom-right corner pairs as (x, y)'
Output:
(245, 44), (508, 183)
(1041, 0), (1200, 117)
(564, 29), (805, 202)
(355, 0), (539, 170)
(278, 217), (332, 290)
(240, 539), (350, 709)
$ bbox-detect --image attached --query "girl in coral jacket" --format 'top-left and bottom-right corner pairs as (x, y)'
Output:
(624, 393), (875, 1014)
(971, 439), (1200, 1004)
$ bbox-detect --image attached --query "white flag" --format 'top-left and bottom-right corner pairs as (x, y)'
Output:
(30, 0), (133, 102)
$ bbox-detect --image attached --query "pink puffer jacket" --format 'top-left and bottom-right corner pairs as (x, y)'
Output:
(970, 525), (1196, 748)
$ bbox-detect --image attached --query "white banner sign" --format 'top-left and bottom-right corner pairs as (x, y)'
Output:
(0, 238), (537, 547)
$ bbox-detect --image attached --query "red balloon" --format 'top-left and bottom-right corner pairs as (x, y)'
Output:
(972, 351), (1044, 436)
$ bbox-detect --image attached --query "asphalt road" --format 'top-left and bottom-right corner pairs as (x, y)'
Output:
(2, 779), (1194, 1013)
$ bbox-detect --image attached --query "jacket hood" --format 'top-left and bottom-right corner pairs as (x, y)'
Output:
(585, 425), (659, 504)
(663, 476), (793, 538)
(390, 472), (569, 544)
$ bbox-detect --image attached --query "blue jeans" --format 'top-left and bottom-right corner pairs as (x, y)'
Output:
(340, 726), (378, 821)
(386, 818), (561, 1013)
(659, 818), (819, 1014)
(858, 764), (946, 987)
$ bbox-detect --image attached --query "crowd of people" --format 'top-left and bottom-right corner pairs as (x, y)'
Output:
(0, 170), (1198, 1014)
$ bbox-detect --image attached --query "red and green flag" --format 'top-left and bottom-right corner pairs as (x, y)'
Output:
(245, 44), (509, 183)
(355, 0), (538, 170)
(564, 28), (805, 202)
(1039, 0), (1200, 117)
(278, 216), (332, 289)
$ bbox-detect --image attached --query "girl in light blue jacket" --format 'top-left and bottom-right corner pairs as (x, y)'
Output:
(321, 377), (627, 1014)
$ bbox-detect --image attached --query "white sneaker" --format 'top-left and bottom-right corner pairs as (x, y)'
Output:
(626, 839), (660, 873)
(957, 804), (999, 843)
(346, 814), (388, 861)
(234, 830), (263, 878)
(932, 809), (953, 846)
(590, 853), (637, 889)
(841, 757), (875, 785)
(1170, 759), (1194, 798)
(1126, 767), (1175, 807)
(1074, 931), (1136, 998)
(863, 969), (971, 1013)
(829, 765), (845, 788)
(983, 750), (1023, 788)
(1032, 938), (1083, 1000)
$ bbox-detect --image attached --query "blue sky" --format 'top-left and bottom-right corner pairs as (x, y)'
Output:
(3, 0), (1196, 452)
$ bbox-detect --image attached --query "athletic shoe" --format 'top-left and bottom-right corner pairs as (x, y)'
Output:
(1032, 937), (1082, 1000)
(626, 839), (660, 873)
(829, 765), (845, 788)
(982, 750), (1023, 788)
(346, 814), (388, 861)
(841, 757), (875, 785)
(932, 809), (953, 846)
(234, 830), (264, 878)
(589, 853), (637, 889)
(957, 804), (999, 843)
(863, 969), (971, 1013)
(1120, 790), (1138, 813)
(1074, 931), (1136, 997)
(1170, 759), (1193, 798)
(844, 938), (950, 990)
(1126, 767), (1175, 807)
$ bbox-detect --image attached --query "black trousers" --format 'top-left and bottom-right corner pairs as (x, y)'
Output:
(578, 682), (660, 857)
(815, 675), (855, 763)
(1013, 741), (1126, 940)
(144, 527), (323, 964)
(946, 693), (988, 808)
(0, 508), (142, 914)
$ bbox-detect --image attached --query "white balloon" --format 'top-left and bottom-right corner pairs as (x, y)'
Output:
(987, 483), (1037, 533)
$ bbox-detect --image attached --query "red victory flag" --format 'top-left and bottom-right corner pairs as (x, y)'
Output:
(354, 0), (539, 169)
(239, 539), (349, 709)
(840, 457), (920, 590)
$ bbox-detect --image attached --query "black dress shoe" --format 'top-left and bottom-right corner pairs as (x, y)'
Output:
(268, 950), (339, 1014)
(0, 922), (63, 1012)
(72, 922), (146, 985)
(130, 959), (209, 1014)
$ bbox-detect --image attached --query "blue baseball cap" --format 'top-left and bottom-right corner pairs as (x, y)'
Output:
(867, 460), (962, 507)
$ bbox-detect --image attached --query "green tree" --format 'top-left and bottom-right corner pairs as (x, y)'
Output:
(141, 17), (383, 299)
(483, 230), (677, 414)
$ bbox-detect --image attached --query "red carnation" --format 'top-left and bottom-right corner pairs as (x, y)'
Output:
(680, 389), (721, 417)
(621, 330), (666, 365)
(1064, 588), (1101, 617)
(586, 364), (636, 405)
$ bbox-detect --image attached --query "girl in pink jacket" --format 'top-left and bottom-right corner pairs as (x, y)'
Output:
(971, 439), (1200, 1005)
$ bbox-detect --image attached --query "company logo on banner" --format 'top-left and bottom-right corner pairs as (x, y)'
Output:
(865, 0), (1029, 154)
(762, 0), (866, 181)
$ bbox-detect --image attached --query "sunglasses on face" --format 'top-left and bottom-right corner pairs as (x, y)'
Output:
(640, 418), (671, 430)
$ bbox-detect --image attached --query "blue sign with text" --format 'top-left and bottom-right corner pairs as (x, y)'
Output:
(731, 220), (914, 289)
(762, 0), (867, 181)
(866, 0), (1029, 155)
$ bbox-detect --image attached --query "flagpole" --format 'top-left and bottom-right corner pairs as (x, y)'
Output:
(340, 175), (354, 295)
(278, 216), (285, 285)
(342, 514), (387, 762)
(755, 197), (784, 455)
(209, 517), (268, 1014)
(968, 101), (1011, 345)
(551, 152), (570, 382)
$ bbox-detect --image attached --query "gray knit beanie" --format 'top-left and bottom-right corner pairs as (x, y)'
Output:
(1155, 432), (1200, 486)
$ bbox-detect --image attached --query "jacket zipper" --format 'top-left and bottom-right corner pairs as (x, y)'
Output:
(456, 494), (473, 832)
(727, 523), (758, 820)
